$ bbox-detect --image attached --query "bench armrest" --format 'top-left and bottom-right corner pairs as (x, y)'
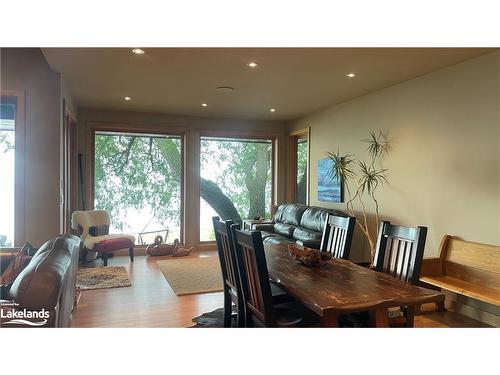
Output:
(420, 257), (443, 277)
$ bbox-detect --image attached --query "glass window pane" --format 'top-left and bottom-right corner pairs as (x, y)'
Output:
(0, 101), (16, 247)
(296, 138), (308, 204)
(94, 132), (182, 245)
(199, 136), (273, 241)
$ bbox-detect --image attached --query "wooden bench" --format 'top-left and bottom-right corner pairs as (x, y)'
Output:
(420, 235), (500, 324)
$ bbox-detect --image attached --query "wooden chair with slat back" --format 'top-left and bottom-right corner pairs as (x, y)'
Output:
(231, 227), (303, 328)
(320, 213), (356, 260)
(212, 216), (244, 327)
(373, 220), (428, 327)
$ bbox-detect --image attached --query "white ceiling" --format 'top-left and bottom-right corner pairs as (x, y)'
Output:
(42, 48), (494, 121)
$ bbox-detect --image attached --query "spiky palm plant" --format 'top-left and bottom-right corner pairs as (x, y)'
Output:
(328, 131), (389, 264)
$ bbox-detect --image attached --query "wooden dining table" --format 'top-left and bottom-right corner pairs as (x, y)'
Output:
(264, 243), (445, 327)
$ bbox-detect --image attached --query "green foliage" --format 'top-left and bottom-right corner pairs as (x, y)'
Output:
(94, 134), (182, 230)
(0, 131), (14, 153)
(358, 161), (388, 195)
(327, 130), (390, 259)
(94, 134), (273, 233)
(296, 140), (308, 185)
(200, 138), (272, 219)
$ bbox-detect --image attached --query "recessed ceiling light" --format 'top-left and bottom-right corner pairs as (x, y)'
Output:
(346, 72), (356, 78)
(124, 96), (131, 101)
(132, 48), (145, 55)
(202, 103), (208, 107)
(270, 108), (276, 112)
(247, 62), (258, 68)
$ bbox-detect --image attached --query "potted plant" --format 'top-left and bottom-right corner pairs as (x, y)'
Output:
(327, 130), (389, 265)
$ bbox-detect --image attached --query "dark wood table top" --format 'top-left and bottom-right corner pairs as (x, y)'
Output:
(265, 244), (444, 317)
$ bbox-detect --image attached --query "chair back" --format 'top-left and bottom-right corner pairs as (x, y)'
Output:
(320, 213), (356, 259)
(373, 221), (428, 284)
(231, 227), (275, 327)
(212, 217), (240, 295)
(71, 210), (111, 236)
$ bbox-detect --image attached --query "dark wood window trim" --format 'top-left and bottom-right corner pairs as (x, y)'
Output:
(87, 122), (187, 246)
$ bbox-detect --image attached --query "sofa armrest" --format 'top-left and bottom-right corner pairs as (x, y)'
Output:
(253, 224), (275, 232)
(295, 239), (321, 250)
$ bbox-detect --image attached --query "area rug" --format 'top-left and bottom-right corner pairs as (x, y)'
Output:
(76, 266), (131, 290)
(190, 308), (235, 328)
(156, 256), (223, 296)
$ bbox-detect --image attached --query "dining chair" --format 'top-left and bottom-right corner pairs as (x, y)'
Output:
(212, 216), (244, 327)
(373, 220), (428, 327)
(231, 227), (318, 328)
(319, 213), (356, 260)
(212, 217), (293, 328)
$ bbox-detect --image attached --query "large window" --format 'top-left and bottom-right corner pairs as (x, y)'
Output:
(0, 99), (16, 247)
(94, 131), (183, 244)
(199, 136), (274, 241)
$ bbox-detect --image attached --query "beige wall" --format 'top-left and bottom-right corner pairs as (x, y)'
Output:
(78, 108), (287, 248)
(288, 51), (500, 262)
(1, 48), (62, 246)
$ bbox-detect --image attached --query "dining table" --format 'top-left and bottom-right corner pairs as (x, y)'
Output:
(264, 243), (445, 327)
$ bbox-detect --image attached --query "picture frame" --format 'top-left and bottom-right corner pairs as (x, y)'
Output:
(317, 157), (343, 202)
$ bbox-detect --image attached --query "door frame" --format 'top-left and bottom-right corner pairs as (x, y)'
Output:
(287, 127), (310, 204)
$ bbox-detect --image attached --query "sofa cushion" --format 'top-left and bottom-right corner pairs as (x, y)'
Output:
(275, 204), (308, 226)
(300, 206), (345, 233)
(274, 223), (296, 238)
(293, 227), (323, 242)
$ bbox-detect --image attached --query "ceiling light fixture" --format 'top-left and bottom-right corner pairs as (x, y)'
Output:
(247, 62), (258, 68)
(202, 103), (208, 107)
(215, 86), (235, 93)
(132, 48), (145, 55)
(270, 108), (276, 112)
(124, 96), (131, 101)
(346, 72), (356, 78)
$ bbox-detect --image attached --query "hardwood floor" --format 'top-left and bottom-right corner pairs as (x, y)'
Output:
(71, 253), (490, 328)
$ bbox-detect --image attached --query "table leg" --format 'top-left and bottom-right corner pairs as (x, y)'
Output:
(368, 308), (389, 328)
(320, 312), (339, 327)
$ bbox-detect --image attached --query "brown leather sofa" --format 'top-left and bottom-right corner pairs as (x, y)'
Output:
(254, 203), (346, 249)
(0, 234), (82, 328)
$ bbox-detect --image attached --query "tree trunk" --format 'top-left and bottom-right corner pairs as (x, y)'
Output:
(244, 143), (270, 218)
(155, 138), (242, 223)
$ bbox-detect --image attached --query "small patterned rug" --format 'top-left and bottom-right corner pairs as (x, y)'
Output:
(76, 266), (131, 290)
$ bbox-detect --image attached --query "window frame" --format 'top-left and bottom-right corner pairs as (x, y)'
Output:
(0, 91), (26, 246)
(88, 123), (186, 246)
(197, 129), (279, 244)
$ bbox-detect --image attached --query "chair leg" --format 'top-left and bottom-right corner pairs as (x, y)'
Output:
(223, 290), (232, 328)
(129, 246), (134, 262)
(102, 253), (108, 267)
(404, 306), (415, 328)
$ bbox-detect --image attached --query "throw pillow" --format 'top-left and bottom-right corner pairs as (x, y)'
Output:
(0, 242), (34, 286)
(89, 225), (109, 236)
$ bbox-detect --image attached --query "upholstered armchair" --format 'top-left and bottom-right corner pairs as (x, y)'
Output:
(71, 210), (135, 266)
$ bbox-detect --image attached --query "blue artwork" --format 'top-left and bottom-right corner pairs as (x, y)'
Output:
(317, 158), (343, 202)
